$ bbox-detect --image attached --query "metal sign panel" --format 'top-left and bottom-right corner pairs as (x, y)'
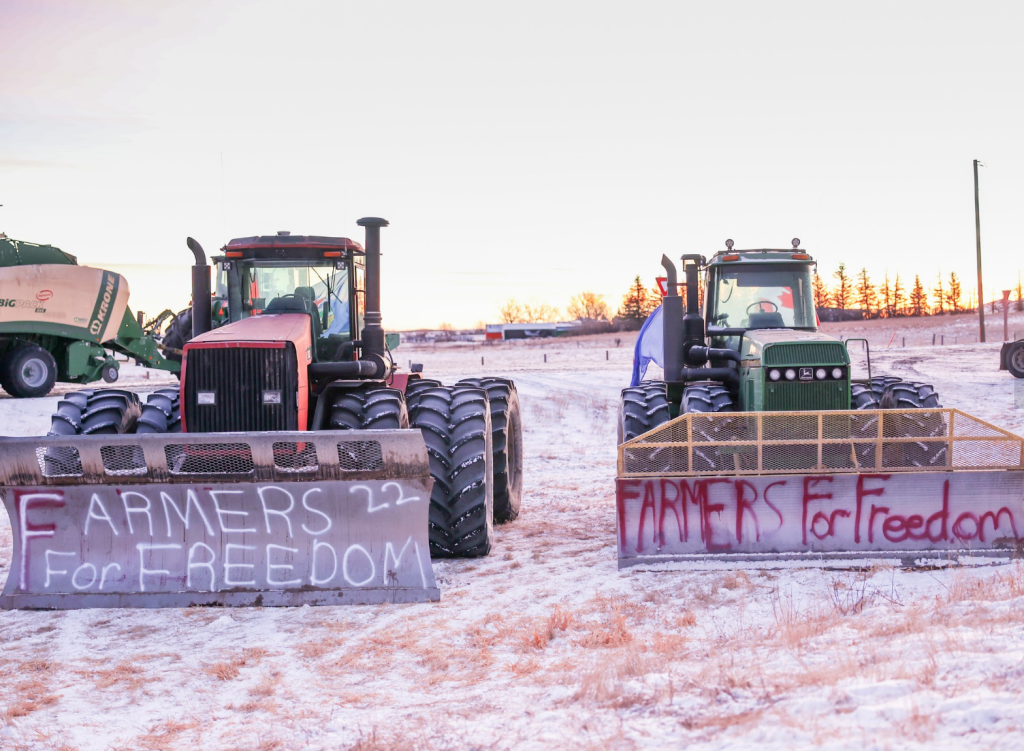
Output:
(617, 471), (1024, 566)
(0, 431), (439, 608)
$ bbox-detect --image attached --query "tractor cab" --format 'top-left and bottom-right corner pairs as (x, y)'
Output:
(703, 243), (818, 354)
(213, 233), (366, 362)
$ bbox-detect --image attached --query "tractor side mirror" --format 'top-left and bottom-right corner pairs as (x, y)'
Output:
(410, 363), (424, 373)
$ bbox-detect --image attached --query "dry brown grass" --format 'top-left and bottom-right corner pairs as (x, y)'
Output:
(135, 718), (201, 750)
(205, 647), (268, 680)
(2, 691), (60, 722)
(572, 646), (652, 706)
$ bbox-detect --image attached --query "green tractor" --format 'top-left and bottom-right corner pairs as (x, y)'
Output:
(618, 240), (941, 445)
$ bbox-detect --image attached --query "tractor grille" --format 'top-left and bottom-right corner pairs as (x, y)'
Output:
(763, 343), (847, 366)
(765, 380), (848, 411)
(184, 345), (299, 433)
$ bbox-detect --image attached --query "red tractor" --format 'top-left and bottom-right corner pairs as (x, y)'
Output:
(48, 218), (523, 558)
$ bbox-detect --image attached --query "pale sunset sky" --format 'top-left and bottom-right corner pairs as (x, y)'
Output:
(2, 0), (1024, 329)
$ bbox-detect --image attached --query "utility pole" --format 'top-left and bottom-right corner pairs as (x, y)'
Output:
(974, 159), (985, 342)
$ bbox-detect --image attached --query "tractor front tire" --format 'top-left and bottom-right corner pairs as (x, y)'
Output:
(407, 385), (494, 558)
(456, 377), (523, 523)
(618, 382), (671, 443)
(682, 383), (738, 472)
(2, 344), (57, 398)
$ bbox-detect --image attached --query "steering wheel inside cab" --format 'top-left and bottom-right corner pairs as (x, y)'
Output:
(746, 300), (779, 314)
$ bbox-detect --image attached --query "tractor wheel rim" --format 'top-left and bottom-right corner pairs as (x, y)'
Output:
(1013, 349), (1024, 371)
(21, 358), (48, 388)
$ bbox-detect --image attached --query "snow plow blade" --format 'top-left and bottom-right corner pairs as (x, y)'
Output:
(617, 409), (1024, 567)
(0, 431), (439, 609)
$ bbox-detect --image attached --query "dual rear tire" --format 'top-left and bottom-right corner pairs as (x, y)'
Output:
(326, 377), (523, 558)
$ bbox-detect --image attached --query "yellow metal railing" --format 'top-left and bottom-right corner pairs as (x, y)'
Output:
(618, 408), (1024, 478)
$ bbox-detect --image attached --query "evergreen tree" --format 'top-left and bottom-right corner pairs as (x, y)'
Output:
(880, 272), (893, 318)
(618, 275), (658, 324)
(856, 267), (879, 318)
(946, 272), (963, 313)
(933, 272), (945, 314)
(909, 275), (927, 316)
(892, 274), (906, 317)
(813, 270), (831, 308)
(832, 263), (851, 310)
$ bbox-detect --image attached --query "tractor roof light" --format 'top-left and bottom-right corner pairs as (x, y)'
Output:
(791, 253), (810, 260)
(792, 238), (801, 248)
(323, 251), (342, 258)
(725, 239), (735, 250)
(225, 251), (244, 258)
(722, 254), (740, 262)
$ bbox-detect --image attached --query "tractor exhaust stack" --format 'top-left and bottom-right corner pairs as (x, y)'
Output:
(661, 255), (684, 383)
(357, 217), (389, 375)
(186, 237), (212, 339)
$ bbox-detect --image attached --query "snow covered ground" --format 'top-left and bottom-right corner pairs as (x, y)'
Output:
(2, 332), (1024, 750)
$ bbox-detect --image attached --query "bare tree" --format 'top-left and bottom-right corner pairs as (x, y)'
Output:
(1017, 272), (1023, 313)
(520, 302), (561, 323)
(567, 291), (610, 321)
(499, 299), (524, 323)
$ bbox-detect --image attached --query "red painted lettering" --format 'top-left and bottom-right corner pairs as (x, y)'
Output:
(616, 480), (642, 549)
(925, 480), (950, 542)
(801, 476), (834, 545)
(810, 509), (851, 540)
(868, 504), (890, 543)
(636, 481), (657, 553)
(979, 507), (1019, 542)
(658, 479), (686, 546)
(953, 512), (979, 541)
(855, 474), (890, 543)
(735, 480), (760, 544)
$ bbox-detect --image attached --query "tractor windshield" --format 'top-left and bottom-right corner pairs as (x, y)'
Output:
(710, 264), (815, 330)
(242, 262), (351, 337)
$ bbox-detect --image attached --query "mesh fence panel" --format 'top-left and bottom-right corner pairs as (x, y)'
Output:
(100, 445), (148, 476)
(621, 409), (1024, 477)
(165, 443), (255, 475)
(272, 441), (319, 473)
(337, 441), (384, 471)
(36, 446), (83, 477)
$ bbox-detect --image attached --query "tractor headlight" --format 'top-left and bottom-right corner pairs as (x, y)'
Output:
(832, 367), (844, 379)
(815, 368), (827, 380)
(785, 369), (796, 381)
(769, 369), (781, 381)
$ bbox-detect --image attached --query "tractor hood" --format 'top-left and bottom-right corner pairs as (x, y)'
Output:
(740, 328), (849, 366)
(190, 313), (311, 346)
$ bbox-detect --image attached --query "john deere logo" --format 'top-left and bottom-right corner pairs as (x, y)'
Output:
(36, 289), (53, 302)
(799, 367), (813, 381)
